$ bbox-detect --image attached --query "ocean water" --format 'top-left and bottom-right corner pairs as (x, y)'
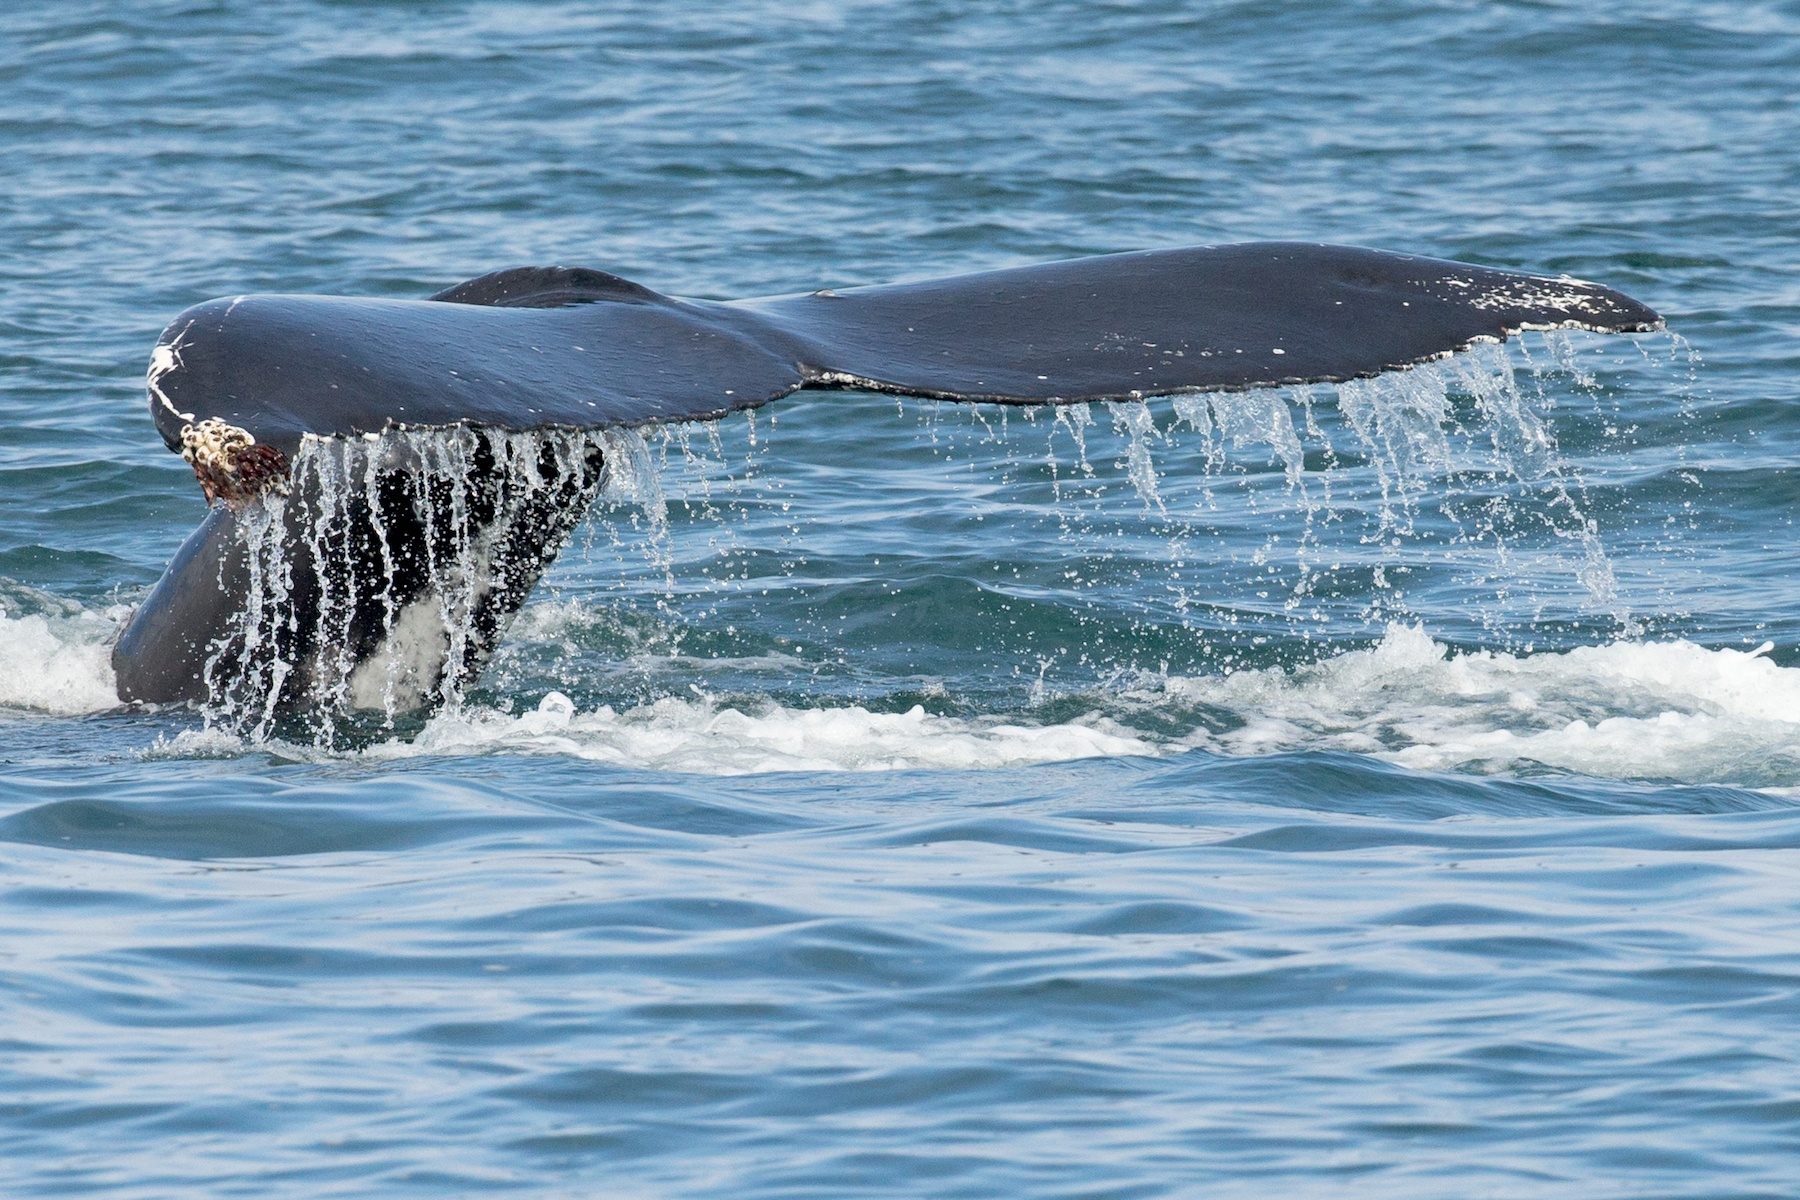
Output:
(3, 1), (1800, 1195)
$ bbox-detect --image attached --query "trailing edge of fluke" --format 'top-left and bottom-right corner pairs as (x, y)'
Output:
(116, 242), (1663, 720)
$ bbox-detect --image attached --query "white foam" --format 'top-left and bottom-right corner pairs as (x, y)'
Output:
(132, 626), (1800, 785)
(0, 605), (124, 716)
(142, 725), (252, 760)
(369, 691), (1158, 775)
(1164, 624), (1800, 785)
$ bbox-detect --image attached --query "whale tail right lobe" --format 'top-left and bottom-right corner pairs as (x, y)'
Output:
(738, 242), (1661, 403)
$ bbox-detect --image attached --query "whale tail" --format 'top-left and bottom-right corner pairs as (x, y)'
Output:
(114, 243), (1662, 728)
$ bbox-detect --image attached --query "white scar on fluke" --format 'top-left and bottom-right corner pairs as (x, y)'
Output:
(179, 417), (290, 507)
(146, 320), (196, 424)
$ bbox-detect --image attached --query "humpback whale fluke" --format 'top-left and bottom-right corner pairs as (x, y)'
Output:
(113, 243), (1662, 729)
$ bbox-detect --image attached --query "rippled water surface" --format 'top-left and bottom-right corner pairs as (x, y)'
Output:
(4, 2), (1800, 1195)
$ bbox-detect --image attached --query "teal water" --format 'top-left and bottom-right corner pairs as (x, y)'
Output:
(4, 2), (1800, 1195)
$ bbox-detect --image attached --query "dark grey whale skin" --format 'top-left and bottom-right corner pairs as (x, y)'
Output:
(116, 243), (1663, 710)
(112, 505), (246, 706)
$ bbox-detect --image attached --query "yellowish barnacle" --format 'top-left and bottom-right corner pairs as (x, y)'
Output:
(180, 418), (291, 506)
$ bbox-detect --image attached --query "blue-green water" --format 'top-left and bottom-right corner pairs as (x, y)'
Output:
(4, 2), (1800, 1195)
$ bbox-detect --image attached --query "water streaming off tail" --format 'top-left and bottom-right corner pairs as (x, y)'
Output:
(205, 424), (610, 744)
(195, 332), (1683, 745)
(999, 335), (1678, 643)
